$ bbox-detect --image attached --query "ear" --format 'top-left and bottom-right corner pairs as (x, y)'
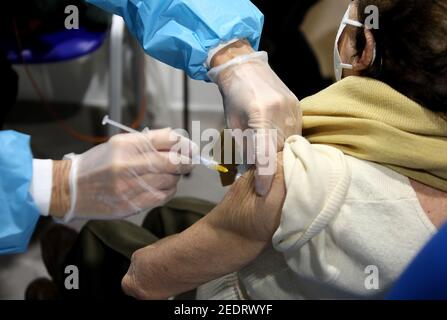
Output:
(352, 28), (375, 71)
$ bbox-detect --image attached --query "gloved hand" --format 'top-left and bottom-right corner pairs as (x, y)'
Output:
(209, 51), (301, 196)
(63, 128), (194, 222)
(85, 0), (264, 80)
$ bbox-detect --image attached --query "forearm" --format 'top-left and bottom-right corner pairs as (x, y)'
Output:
(123, 167), (286, 300)
(124, 209), (267, 300)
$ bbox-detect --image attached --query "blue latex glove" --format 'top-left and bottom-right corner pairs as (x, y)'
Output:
(86, 0), (264, 80)
(0, 131), (40, 255)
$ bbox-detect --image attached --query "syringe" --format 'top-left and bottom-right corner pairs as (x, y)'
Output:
(102, 116), (228, 174)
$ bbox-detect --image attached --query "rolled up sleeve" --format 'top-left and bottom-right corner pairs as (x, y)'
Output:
(272, 135), (351, 282)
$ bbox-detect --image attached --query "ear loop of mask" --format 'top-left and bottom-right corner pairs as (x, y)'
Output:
(336, 19), (364, 73)
(334, 2), (377, 81)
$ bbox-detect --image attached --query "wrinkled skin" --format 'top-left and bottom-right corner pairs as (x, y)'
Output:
(122, 153), (286, 300)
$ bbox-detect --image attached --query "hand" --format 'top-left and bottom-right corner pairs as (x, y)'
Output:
(122, 153), (286, 299)
(206, 153), (286, 243)
(210, 46), (301, 196)
(52, 128), (194, 222)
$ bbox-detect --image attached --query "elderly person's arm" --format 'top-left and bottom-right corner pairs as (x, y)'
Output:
(122, 155), (286, 300)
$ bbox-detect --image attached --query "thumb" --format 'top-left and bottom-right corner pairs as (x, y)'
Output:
(254, 129), (277, 196)
(255, 171), (274, 197)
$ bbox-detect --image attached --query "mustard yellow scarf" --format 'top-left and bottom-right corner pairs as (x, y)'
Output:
(302, 76), (447, 192)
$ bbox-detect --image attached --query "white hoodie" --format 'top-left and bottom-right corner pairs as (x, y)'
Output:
(197, 136), (436, 300)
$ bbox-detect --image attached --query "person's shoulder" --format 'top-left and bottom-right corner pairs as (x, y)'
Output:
(283, 135), (350, 188)
(278, 135), (425, 252)
(283, 135), (415, 203)
(343, 155), (416, 202)
(282, 135), (351, 218)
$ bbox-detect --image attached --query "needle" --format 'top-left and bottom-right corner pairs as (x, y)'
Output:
(102, 115), (228, 174)
(102, 115), (139, 133)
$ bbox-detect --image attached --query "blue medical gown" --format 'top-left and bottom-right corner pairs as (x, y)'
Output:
(0, 131), (40, 255)
(86, 0), (264, 80)
(387, 224), (447, 300)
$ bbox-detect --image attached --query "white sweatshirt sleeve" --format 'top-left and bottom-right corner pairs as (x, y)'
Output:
(272, 135), (352, 283)
(270, 134), (436, 296)
(237, 135), (437, 299)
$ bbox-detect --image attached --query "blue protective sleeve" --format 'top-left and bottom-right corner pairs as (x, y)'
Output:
(0, 131), (40, 255)
(85, 0), (264, 80)
(387, 223), (447, 300)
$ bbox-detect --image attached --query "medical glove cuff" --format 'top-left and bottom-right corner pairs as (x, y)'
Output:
(205, 39), (241, 70)
(208, 51), (268, 83)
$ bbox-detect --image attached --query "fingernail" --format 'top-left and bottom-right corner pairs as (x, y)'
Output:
(255, 180), (269, 197)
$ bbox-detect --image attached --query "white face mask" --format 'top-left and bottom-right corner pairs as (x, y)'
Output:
(334, 3), (366, 81)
